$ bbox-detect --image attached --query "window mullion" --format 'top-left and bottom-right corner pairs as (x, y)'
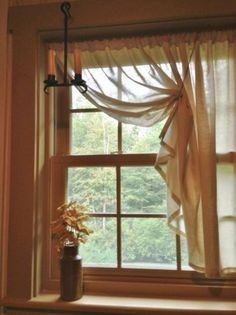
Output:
(117, 67), (123, 268)
(54, 87), (70, 155)
(118, 67), (122, 155)
(118, 122), (122, 153)
(117, 166), (122, 268)
(70, 108), (100, 113)
(176, 234), (181, 270)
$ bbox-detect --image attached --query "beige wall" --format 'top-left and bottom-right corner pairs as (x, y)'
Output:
(0, 0), (10, 302)
(9, 0), (78, 6)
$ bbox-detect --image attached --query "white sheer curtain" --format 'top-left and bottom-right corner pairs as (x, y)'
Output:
(52, 30), (236, 277)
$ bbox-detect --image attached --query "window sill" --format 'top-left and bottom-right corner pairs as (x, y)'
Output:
(2, 294), (236, 314)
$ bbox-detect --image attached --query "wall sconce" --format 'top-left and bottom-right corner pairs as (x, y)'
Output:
(44, 2), (87, 94)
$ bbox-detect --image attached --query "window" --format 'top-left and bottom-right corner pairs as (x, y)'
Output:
(44, 31), (236, 296)
(48, 66), (191, 291)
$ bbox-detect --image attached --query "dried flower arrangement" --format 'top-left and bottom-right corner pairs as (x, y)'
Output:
(51, 201), (93, 251)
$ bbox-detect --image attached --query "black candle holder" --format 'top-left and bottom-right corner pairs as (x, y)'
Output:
(44, 2), (87, 94)
(44, 73), (87, 94)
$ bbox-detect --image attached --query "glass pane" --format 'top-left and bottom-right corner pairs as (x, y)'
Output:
(122, 121), (165, 153)
(122, 218), (177, 269)
(80, 217), (117, 267)
(70, 112), (118, 154)
(181, 236), (192, 270)
(67, 167), (116, 213)
(121, 166), (167, 214)
(83, 66), (121, 99)
(217, 163), (236, 217)
(71, 86), (95, 109)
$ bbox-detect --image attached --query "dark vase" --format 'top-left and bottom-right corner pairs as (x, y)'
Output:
(60, 245), (83, 301)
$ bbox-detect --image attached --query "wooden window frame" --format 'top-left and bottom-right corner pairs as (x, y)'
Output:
(45, 73), (187, 286)
(45, 90), (233, 296)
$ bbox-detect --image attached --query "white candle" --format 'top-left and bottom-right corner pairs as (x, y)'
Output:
(74, 47), (81, 74)
(47, 49), (55, 75)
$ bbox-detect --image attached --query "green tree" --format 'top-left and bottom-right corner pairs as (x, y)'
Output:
(122, 218), (176, 267)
